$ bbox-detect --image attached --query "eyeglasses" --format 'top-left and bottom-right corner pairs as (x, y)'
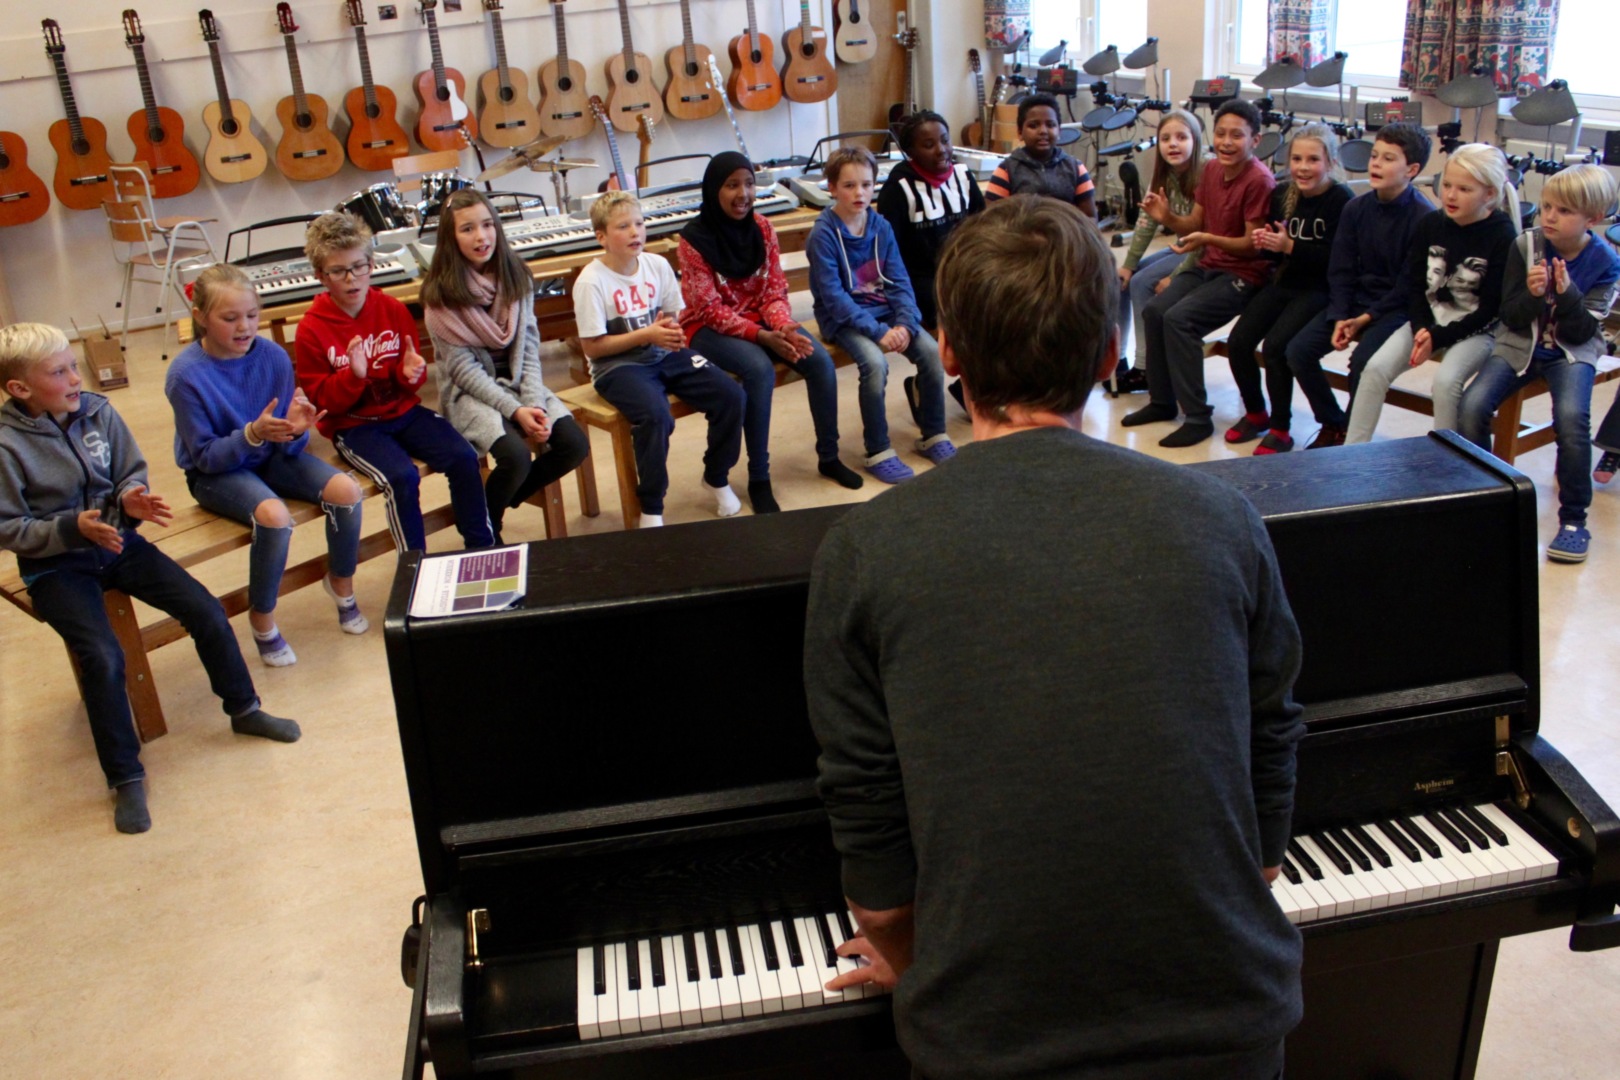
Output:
(324, 261), (373, 281)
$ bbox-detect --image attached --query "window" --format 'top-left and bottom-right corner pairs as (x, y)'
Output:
(1027, 2), (1149, 63)
(1552, 0), (1620, 103)
(1231, 0), (1410, 87)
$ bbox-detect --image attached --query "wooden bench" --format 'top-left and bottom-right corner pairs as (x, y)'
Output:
(1204, 338), (1620, 465)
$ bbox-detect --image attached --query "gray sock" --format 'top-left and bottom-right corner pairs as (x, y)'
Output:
(114, 779), (151, 834)
(231, 709), (302, 743)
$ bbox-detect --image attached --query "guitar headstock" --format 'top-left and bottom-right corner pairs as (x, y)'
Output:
(897, 30), (918, 51)
(122, 10), (145, 47)
(639, 114), (656, 144)
(969, 49), (981, 75)
(588, 95), (608, 125)
(199, 10), (220, 44)
(344, 0), (366, 28)
(277, 3), (298, 35)
(42, 18), (65, 55)
(706, 54), (724, 88)
(419, 0), (439, 19)
(483, 0), (504, 11)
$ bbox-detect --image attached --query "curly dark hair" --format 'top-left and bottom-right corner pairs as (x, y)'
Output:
(895, 110), (949, 155)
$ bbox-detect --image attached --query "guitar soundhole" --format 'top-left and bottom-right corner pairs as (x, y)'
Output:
(750, 50), (763, 65)
(221, 119), (240, 137)
(72, 138), (91, 156)
(366, 103), (382, 120)
(685, 62), (699, 78)
(558, 76), (573, 92)
(626, 69), (640, 85)
(801, 44), (815, 59)
(500, 87), (515, 103)
(436, 87), (451, 103)
(0, 152), (10, 170)
(851, 14), (862, 24)
(149, 127), (166, 144)
(297, 113), (315, 131)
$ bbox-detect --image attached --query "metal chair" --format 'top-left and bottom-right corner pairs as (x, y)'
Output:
(103, 163), (217, 359)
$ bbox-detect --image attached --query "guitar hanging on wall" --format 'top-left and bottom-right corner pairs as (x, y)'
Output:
(664, 0), (721, 121)
(121, 9), (201, 198)
(728, 0), (783, 111)
(962, 49), (987, 150)
(198, 10), (268, 184)
(537, 0), (594, 141)
(343, 0), (411, 169)
(414, 0), (477, 151)
(273, 3), (345, 181)
(42, 19), (114, 211)
(833, 0), (877, 65)
(605, 0), (664, 134)
(476, 0), (540, 148)
(782, 0), (837, 103)
(0, 132), (50, 227)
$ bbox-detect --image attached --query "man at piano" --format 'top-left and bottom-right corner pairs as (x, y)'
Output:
(804, 196), (1307, 1080)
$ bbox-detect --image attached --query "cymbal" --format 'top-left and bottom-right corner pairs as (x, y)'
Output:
(1436, 69), (1499, 109)
(1122, 38), (1159, 70)
(477, 154), (595, 182)
(1511, 80), (1580, 126)
(1081, 45), (1120, 76)
(1304, 51), (1348, 88)
(1253, 59), (1306, 91)
(514, 133), (569, 158)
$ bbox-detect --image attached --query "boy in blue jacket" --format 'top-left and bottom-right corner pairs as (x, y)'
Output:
(808, 147), (954, 484)
(0, 323), (299, 835)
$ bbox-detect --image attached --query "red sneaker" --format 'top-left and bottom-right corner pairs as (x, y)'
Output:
(1225, 412), (1270, 444)
(1254, 429), (1294, 455)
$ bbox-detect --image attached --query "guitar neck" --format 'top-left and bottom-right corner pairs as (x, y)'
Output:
(744, 0), (761, 54)
(130, 43), (162, 133)
(206, 42), (237, 125)
(49, 53), (87, 143)
(604, 122), (629, 188)
(425, 10), (448, 92)
(554, 4), (571, 70)
(799, 0), (812, 35)
(680, 0), (697, 70)
(284, 36), (311, 116)
(708, 57), (750, 161)
(355, 28), (380, 110)
(490, 11), (511, 90)
(617, 0), (636, 67)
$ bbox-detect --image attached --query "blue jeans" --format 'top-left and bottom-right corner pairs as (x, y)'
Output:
(1284, 310), (1409, 429)
(692, 326), (841, 480)
(834, 326), (945, 457)
(336, 405), (492, 551)
(188, 451), (361, 614)
(1460, 352), (1595, 524)
(1142, 267), (1260, 425)
(593, 348), (745, 515)
(1346, 325), (1494, 443)
(1119, 248), (1182, 370)
(22, 533), (259, 787)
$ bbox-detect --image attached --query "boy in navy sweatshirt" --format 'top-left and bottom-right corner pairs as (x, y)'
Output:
(0, 323), (298, 835)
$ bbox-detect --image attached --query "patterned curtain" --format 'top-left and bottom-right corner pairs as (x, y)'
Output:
(984, 0), (1033, 53)
(1268, 0), (1331, 67)
(1400, 0), (1561, 96)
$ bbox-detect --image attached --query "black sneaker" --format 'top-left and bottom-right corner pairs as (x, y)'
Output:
(1116, 367), (1149, 394)
(903, 376), (922, 428)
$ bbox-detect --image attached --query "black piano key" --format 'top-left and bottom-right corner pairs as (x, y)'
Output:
(593, 943), (606, 996)
(1458, 803), (1510, 846)
(814, 913), (838, 968)
(1423, 810), (1470, 853)
(1349, 823), (1392, 867)
(1310, 832), (1354, 875)
(649, 936), (666, 988)
(624, 937), (641, 991)
(703, 928), (723, 979)
(1287, 838), (1323, 880)
(1377, 820), (1423, 862)
(761, 922), (781, 970)
(1443, 806), (1492, 850)
(1329, 827), (1373, 872)
(682, 930), (700, 982)
(1395, 815), (1444, 859)
(781, 917), (805, 967)
(1280, 855), (1301, 885)
(836, 909), (856, 942)
(725, 926), (746, 976)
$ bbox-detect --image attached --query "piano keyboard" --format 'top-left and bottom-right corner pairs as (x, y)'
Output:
(1274, 802), (1562, 924)
(781, 156), (904, 209)
(575, 908), (887, 1041)
(244, 252), (414, 308)
(503, 190), (801, 263)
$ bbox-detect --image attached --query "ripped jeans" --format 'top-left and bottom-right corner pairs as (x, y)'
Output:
(188, 451), (362, 614)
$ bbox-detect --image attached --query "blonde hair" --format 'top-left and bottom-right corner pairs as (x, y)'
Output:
(1445, 143), (1521, 235)
(189, 263), (257, 342)
(590, 190), (641, 234)
(304, 211), (373, 274)
(1542, 164), (1619, 222)
(1281, 123), (1346, 220)
(824, 146), (878, 187)
(0, 322), (71, 391)
(1148, 109), (1203, 203)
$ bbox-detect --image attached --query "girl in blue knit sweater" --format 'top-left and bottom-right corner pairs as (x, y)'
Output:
(165, 265), (365, 666)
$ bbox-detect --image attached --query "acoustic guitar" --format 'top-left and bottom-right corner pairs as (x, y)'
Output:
(887, 18), (919, 133)
(0, 132), (50, 227)
(663, 0), (721, 122)
(121, 10), (201, 199)
(414, 0), (478, 151)
(728, 0), (782, 112)
(273, 3), (344, 180)
(604, 0), (664, 134)
(961, 49), (987, 150)
(832, 0), (877, 65)
(588, 96), (633, 194)
(476, 0), (540, 148)
(42, 20), (114, 211)
(198, 10), (268, 184)
(782, 0), (836, 104)
(537, 0), (594, 141)
(343, 0), (411, 170)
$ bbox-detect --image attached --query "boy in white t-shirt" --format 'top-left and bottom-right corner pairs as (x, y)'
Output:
(573, 191), (744, 528)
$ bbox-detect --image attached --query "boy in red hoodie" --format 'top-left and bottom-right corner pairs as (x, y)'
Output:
(294, 211), (493, 551)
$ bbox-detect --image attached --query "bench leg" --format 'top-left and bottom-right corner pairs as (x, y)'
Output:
(530, 479), (569, 539)
(104, 589), (168, 743)
(1491, 389), (1527, 465)
(606, 418), (641, 530)
(575, 436), (600, 518)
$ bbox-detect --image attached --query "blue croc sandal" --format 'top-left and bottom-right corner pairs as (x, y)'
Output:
(865, 453), (916, 485)
(1547, 524), (1591, 564)
(916, 435), (956, 464)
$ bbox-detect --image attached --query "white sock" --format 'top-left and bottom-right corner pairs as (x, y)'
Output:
(639, 513), (664, 528)
(252, 624), (297, 667)
(703, 480), (741, 518)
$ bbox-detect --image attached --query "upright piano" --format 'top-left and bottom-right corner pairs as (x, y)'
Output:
(385, 433), (1620, 1080)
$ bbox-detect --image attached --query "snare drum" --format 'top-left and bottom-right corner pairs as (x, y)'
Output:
(339, 184), (413, 233)
(416, 172), (474, 224)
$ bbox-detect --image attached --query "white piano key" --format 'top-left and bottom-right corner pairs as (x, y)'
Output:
(1476, 804), (1562, 881)
(634, 938), (662, 1032)
(673, 934), (702, 1027)
(1270, 875), (1304, 923)
(1299, 836), (1373, 913)
(1401, 819), (1463, 896)
(613, 941), (642, 1034)
(1470, 814), (1533, 883)
(1293, 840), (1353, 917)
(769, 920), (809, 1009)
(743, 924), (783, 1014)
(1422, 818), (1502, 895)
(1292, 864), (1341, 918)
(705, 929), (742, 1020)
(693, 933), (724, 1023)
(598, 939), (621, 1037)
(576, 945), (600, 1040)
(655, 937), (683, 1030)
(797, 916), (845, 1004)
(724, 927), (763, 1017)
(824, 912), (866, 999)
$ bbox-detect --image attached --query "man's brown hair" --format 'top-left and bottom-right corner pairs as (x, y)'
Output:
(934, 195), (1117, 419)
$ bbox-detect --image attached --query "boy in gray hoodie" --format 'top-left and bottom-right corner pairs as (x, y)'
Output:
(0, 323), (299, 834)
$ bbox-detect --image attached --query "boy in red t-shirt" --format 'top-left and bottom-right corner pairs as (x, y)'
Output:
(294, 212), (492, 551)
(1125, 99), (1277, 447)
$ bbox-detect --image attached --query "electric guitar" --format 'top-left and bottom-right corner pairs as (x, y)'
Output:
(42, 20), (114, 211)
(604, 0), (664, 134)
(635, 114), (656, 190)
(343, 0), (411, 169)
(887, 17), (919, 132)
(588, 96), (633, 193)
(833, 0), (877, 65)
(728, 0), (783, 112)
(782, 0), (837, 104)
(537, 0), (594, 141)
(121, 9), (201, 198)
(198, 10), (268, 184)
(273, 4), (344, 180)
(707, 55), (752, 163)
(962, 49), (987, 151)
(0, 132), (50, 227)
(414, 0), (477, 151)
(663, 0), (721, 121)
(476, 0), (540, 148)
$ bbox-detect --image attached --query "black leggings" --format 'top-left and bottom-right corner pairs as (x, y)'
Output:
(485, 414), (589, 525)
(1225, 284), (1329, 431)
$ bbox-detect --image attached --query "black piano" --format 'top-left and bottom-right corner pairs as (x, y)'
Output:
(385, 433), (1620, 1080)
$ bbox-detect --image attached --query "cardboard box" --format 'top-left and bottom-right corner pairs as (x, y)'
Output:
(73, 320), (129, 391)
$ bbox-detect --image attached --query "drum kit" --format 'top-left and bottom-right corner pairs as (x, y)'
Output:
(1073, 38), (1166, 232)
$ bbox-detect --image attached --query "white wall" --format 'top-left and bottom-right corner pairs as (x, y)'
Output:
(0, 1), (841, 334)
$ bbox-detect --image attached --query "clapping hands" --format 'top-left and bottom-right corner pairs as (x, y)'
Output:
(1251, 221), (1291, 254)
(399, 340), (427, 384)
(286, 387), (326, 437)
(120, 484), (173, 528)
